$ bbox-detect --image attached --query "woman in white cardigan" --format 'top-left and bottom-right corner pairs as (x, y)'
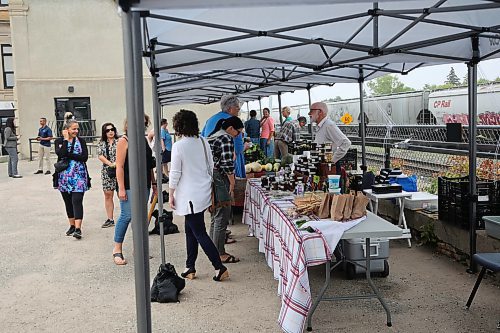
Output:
(168, 110), (228, 282)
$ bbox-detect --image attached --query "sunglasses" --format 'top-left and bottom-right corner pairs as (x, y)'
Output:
(309, 108), (322, 113)
(105, 128), (116, 133)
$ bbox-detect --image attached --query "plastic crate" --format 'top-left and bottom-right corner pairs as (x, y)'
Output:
(338, 148), (357, 171)
(438, 176), (500, 230)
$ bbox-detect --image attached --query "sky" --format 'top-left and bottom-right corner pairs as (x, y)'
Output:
(244, 58), (500, 111)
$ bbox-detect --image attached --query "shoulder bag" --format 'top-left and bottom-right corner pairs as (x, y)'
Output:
(54, 140), (75, 173)
(105, 141), (116, 178)
(201, 137), (231, 213)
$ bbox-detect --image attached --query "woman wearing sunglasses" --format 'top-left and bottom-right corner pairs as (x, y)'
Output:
(97, 122), (118, 228)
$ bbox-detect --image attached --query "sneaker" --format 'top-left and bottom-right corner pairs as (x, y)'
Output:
(12, 175), (23, 178)
(66, 225), (75, 236)
(73, 228), (82, 239)
(45, 171), (51, 175)
(101, 219), (115, 228)
(34, 170), (43, 174)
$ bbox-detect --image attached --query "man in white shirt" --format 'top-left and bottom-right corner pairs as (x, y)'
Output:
(308, 102), (351, 163)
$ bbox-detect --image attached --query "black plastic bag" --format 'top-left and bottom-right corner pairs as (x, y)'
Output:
(149, 210), (179, 235)
(151, 263), (185, 303)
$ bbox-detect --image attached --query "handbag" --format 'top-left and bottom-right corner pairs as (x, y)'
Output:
(150, 263), (185, 303)
(54, 141), (74, 173)
(201, 138), (231, 213)
(105, 141), (116, 178)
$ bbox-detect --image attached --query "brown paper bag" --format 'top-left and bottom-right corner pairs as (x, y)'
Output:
(316, 193), (332, 218)
(342, 194), (355, 221)
(350, 194), (370, 219)
(331, 194), (347, 221)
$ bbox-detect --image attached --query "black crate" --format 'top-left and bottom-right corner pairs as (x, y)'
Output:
(438, 176), (500, 230)
(338, 149), (357, 171)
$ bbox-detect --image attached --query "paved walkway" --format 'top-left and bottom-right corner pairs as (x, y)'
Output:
(0, 158), (499, 332)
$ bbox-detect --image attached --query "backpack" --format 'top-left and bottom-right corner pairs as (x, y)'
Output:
(151, 263), (185, 303)
(149, 209), (179, 235)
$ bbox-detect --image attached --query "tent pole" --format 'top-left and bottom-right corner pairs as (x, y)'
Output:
(151, 73), (167, 266)
(246, 101), (250, 120)
(258, 97), (262, 118)
(467, 39), (479, 274)
(122, 10), (152, 333)
(359, 69), (367, 174)
(278, 92), (283, 124)
(307, 85), (312, 135)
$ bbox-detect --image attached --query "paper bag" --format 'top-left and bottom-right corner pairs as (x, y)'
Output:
(331, 194), (347, 221)
(350, 194), (370, 219)
(342, 194), (355, 221)
(316, 193), (332, 219)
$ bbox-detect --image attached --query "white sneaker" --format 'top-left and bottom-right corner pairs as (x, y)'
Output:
(12, 175), (23, 178)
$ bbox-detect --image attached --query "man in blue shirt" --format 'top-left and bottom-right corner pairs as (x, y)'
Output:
(201, 95), (246, 178)
(160, 118), (172, 177)
(244, 110), (260, 145)
(34, 117), (53, 175)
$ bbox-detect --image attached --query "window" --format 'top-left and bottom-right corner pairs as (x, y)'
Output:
(416, 109), (437, 125)
(1, 45), (14, 89)
(0, 1), (8, 7)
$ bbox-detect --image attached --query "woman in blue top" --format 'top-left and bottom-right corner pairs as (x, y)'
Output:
(55, 120), (90, 239)
(160, 118), (172, 177)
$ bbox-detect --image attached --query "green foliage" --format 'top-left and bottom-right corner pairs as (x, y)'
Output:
(244, 144), (266, 163)
(423, 82), (456, 91)
(445, 67), (461, 86)
(366, 74), (415, 96)
(323, 96), (342, 102)
(419, 222), (438, 247)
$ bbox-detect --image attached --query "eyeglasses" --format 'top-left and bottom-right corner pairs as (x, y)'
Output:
(105, 128), (116, 133)
(309, 109), (322, 113)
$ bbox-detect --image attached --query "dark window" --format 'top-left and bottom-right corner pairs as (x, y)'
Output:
(0, 0), (8, 6)
(417, 109), (437, 125)
(54, 97), (96, 138)
(1, 45), (14, 89)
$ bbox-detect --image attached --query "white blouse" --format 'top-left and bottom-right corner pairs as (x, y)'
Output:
(169, 136), (214, 216)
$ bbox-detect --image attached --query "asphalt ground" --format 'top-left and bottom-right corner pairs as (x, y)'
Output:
(0, 158), (499, 332)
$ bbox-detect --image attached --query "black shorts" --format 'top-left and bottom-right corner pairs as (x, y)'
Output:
(162, 150), (171, 164)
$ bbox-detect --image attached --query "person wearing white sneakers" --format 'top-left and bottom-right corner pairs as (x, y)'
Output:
(34, 117), (53, 175)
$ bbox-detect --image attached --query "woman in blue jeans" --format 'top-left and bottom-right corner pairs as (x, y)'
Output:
(3, 118), (22, 178)
(168, 110), (228, 282)
(112, 116), (155, 265)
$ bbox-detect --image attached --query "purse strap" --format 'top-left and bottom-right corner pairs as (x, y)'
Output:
(200, 137), (213, 179)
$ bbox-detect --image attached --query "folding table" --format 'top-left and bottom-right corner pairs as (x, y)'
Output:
(306, 212), (403, 331)
(363, 189), (413, 247)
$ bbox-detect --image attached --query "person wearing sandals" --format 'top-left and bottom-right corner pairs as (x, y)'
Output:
(168, 110), (228, 282)
(97, 123), (118, 228)
(56, 120), (90, 239)
(207, 116), (244, 264)
(112, 116), (155, 265)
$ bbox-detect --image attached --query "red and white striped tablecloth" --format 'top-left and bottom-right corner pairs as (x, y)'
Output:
(243, 179), (331, 333)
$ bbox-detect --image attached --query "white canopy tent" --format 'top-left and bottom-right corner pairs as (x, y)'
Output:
(117, 1), (500, 332)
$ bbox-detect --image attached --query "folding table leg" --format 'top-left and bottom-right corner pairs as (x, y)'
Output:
(365, 238), (392, 327)
(466, 266), (486, 309)
(398, 198), (411, 248)
(306, 261), (332, 331)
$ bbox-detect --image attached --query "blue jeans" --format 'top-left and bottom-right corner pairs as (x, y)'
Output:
(250, 138), (259, 145)
(114, 189), (149, 243)
(259, 138), (274, 158)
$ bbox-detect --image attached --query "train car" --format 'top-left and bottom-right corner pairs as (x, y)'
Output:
(429, 83), (500, 125)
(241, 83), (500, 126)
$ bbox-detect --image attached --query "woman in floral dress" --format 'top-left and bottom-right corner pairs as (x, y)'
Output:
(97, 122), (118, 228)
(56, 120), (90, 240)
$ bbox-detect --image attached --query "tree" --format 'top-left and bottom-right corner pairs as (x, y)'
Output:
(478, 78), (490, 85)
(366, 74), (415, 96)
(323, 96), (342, 102)
(462, 74), (468, 86)
(444, 67), (461, 86)
(423, 83), (455, 91)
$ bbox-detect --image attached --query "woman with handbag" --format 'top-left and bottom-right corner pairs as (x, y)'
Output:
(97, 122), (118, 228)
(207, 116), (244, 264)
(55, 120), (90, 239)
(112, 116), (155, 265)
(168, 110), (228, 281)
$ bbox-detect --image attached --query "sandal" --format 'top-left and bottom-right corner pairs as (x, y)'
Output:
(113, 253), (127, 265)
(225, 238), (237, 244)
(213, 266), (229, 282)
(221, 254), (240, 264)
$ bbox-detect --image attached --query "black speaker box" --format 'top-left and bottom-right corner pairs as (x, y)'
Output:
(446, 123), (462, 142)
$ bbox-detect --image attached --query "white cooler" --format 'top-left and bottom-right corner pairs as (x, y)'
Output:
(341, 238), (390, 279)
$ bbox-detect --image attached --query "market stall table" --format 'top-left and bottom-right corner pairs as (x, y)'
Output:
(243, 179), (403, 333)
(363, 189), (413, 247)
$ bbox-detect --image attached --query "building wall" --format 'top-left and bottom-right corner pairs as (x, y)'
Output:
(8, 0), (155, 157)
(8, 0), (222, 156)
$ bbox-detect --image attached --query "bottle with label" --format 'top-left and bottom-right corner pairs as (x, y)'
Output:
(296, 182), (304, 197)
